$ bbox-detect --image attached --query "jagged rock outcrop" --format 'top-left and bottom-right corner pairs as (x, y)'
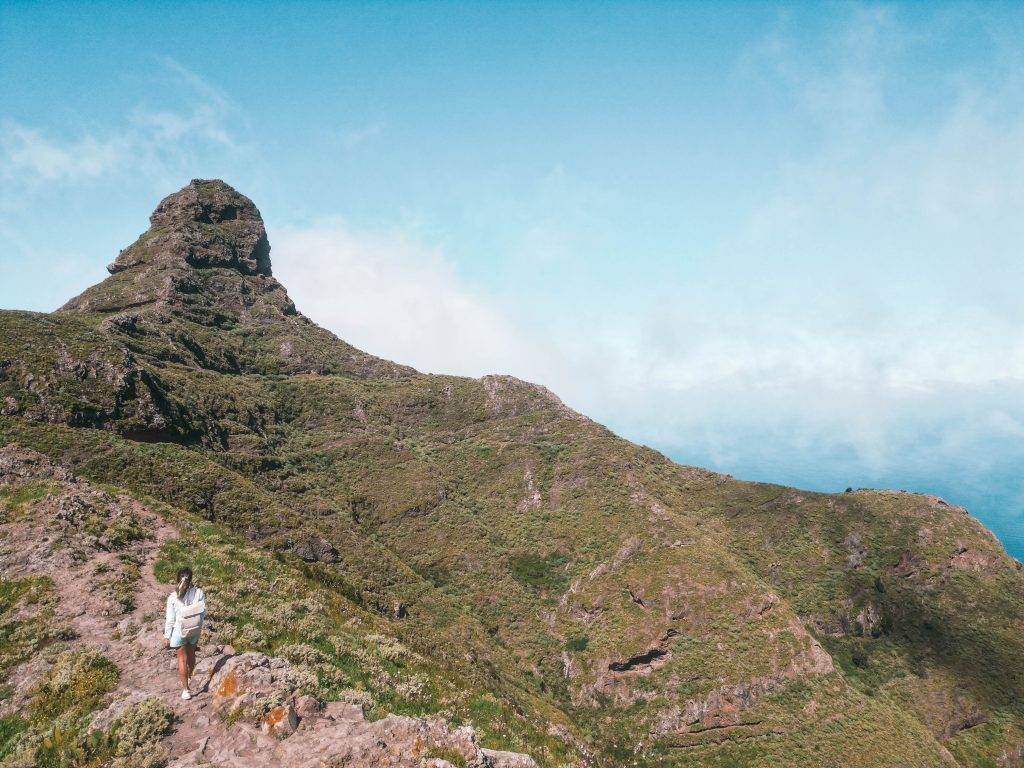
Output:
(61, 180), (288, 320)
(285, 533), (340, 563)
(58, 178), (414, 379)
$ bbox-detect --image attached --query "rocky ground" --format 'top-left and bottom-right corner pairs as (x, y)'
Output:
(0, 445), (535, 767)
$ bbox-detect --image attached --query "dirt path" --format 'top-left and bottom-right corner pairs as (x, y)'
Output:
(0, 463), (218, 758)
(56, 515), (220, 757)
(0, 447), (539, 768)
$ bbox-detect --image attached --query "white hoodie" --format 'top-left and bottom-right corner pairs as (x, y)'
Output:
(164, 585), (207, 638)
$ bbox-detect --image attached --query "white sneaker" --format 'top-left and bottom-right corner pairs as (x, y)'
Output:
(181, 689), (191, 700)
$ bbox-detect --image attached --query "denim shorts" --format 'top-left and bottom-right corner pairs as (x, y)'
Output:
(169, 628), (200, 648)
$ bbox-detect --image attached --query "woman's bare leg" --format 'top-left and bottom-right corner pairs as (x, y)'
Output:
(186, 643), (196, 682)
(176, 645), (189, 690)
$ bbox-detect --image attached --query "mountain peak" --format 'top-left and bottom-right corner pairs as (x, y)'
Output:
(57, 180), (416, 379)
(61, 178), (288, 319)
(151, 179), (262, 227)
(140, 179), (271, 277)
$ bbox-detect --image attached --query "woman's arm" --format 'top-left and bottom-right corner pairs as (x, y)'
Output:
(164, 594), (175, 639)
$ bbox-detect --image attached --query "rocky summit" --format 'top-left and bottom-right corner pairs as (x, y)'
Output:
(1, 180), (1022, 768)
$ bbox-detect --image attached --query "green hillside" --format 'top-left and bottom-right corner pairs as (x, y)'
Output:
(1, 179), (1021, 767)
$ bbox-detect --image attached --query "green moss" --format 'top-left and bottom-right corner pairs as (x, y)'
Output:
(0, 577), (58, 678)
(29, 648), (119, 724)
(0, 715), (28, 760)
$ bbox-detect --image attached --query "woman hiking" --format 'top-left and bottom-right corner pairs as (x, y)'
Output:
(163, 567), (206, 700)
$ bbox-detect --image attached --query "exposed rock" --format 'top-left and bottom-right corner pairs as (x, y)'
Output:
(167, 704), (536, 768)
(63, 179), (278, 317)
(854, 602), (882, 637)
(52, 179), (415, 381)
(0, 444), (72, 484)
(1, 342), (187, 440)
(516, 467), (543, 512)
(653, 618), (834, 735)
(890, 549), (922, 578)
(322, 700), (365, 723)
(261, 702), (299, 738)
(480, 374), (585, 420)
(482, 747), (539, 767)
(190, 648), (236, 694)
(208, 651), (297, 727)
(607, 629), (678, 674)
(949, 541), (1001, 572)
(748, 592), (780, 620)
(844, 532), (867, 569)
(294, 693), (322, 722)
(288, 533), (340, 563)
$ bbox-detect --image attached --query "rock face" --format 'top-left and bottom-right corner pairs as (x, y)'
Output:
(287, 533), (340, 563)
(62, 179), (291, 322)
(146, 179), (272, 276)
(57, 178), (413, 380)
(174, 646), (540, 767)
(206, 651), (300, 736)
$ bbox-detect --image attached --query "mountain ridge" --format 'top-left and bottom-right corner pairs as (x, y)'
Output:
(1, 180), (1022, 767)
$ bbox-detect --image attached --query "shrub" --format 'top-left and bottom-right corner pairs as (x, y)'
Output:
(565, 636), (589, 652)
(30, 648), (119, 723)
(31, 725), (115, 768)
(509, 552), (569, 592)
(231, 624), (268, 651)
(280, 665), (320, 696)
(277, 643), (329, 666)
(0, 715), (28, 760)
(105, 513), (146, 550)
(110, 696), (174, 765)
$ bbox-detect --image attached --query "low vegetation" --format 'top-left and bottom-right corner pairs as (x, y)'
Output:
(1, 179), (1021, 766)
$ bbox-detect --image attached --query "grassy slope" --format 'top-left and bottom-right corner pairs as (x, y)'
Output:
(0, 470), (575, 767)
(2, 305), (1023, 767)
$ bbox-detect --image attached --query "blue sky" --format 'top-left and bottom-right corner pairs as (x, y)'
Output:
(2, 1), (1024, 558)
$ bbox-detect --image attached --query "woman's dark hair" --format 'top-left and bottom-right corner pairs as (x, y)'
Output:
(176, 567), (193, 600)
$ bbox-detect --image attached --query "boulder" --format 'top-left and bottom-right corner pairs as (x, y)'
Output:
(190, 648), (236, 694)
(209, 652), (297, 733)
(482, 747), (539, 767)
(260, 702), (298, 738)
(289, 534), (339, 563)
(293, 693), (322, 722)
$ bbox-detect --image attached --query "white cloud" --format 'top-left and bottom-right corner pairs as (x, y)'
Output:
(273, 221), (558, 380)
(0, 122), (129, 183)
(272, 213), (1024, 471)
(0, 57), (243, 191)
